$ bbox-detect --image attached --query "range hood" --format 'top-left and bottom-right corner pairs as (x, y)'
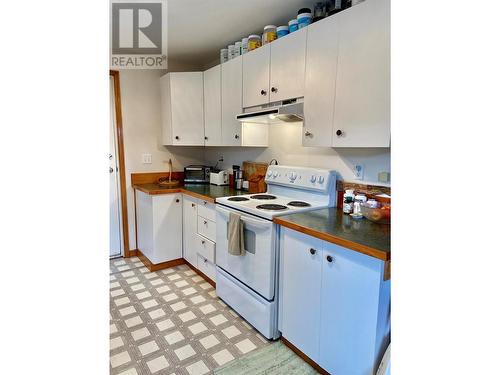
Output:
(236, 102), (303, 125)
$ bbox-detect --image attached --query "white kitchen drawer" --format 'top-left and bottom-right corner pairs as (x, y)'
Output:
(197, 254), (216, 281)
(195, 234), (215, 263)
(198, 216), (216, 242)
(197, 200), (216, 222)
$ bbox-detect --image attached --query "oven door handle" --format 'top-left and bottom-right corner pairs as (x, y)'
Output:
(217, 206), (272, 229)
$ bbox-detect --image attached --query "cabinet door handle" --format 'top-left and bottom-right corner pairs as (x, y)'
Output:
(191, 203), (196, 208)
(261, 89), (267, 96)
(175, 135), (180, 140)
(234, 134), (239, 139)
(175, 198), (180, 203)
(271, 87), (277, 93)
(203, 220), (208, 225)
(326, 255), (334, 263)
(203, 201), (207, 205)
(204, 136), (208, 140)
(305, 131), (312, 137)
(201, 240), (205, 245)
(336, 130), (343, 136)
(309, 248), (316, 255)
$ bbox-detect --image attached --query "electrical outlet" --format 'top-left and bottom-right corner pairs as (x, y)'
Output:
(142, 153), (152, 164)
(354, 164), (364, 180)
(378, 171), (390, 183)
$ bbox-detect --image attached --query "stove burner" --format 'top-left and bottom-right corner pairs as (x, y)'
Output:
(228, 196), (250, 202)
(287, 201), (311, 207)
(250, 194), (277, 200)
(256, 204), (288, 211)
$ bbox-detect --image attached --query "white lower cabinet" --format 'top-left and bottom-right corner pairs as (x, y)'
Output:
(279, 227), (391, 375)
(182, 195), (199, 267)
(135, 191), (183, 264)
(181, 194), (217, 282)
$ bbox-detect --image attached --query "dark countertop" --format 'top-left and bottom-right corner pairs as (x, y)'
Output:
(274, 208), (390, 261)
(133, 183), (245, 203)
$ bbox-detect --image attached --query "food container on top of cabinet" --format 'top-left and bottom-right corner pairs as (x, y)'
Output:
(220, 48), (228, 64)
(241, 38), (249, 54)
(247, 34), (261, 51)
(262, 25), (277, 44)
(234, 41), (242, 57)
(360, 203), (391, 225)
(297, 12), (312, 29)
(227, 44), (235, 60)
(277, 25), (289, 38)
(288, 19), (299, 33)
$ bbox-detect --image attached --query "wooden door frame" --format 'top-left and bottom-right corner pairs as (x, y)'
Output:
(110, 70), (131, 257)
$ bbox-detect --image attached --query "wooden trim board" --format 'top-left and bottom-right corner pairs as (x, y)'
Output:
(185, 261), (216, 288)
(281, 337), (329, 375)
(136, 249), (185, 272)
(110, 70), (131, 258)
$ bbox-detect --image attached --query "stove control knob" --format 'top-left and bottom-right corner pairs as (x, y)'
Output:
(273, 171), (279, 178)
(318, 175), (325, 184)
(310, 175), (317, 183)
(267, 171), (273, 177)
(289, 172), (297, 181)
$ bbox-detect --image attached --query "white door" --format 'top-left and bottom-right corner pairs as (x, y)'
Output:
(221, 56), (243, 146)
(270, 28), (307, 103)
(203, 65), (222, 146)
(170, 72), (205, 146)
(333, 0), (390, 147)
(182, 195), (199, 266)
(242, 44), (270, 108)
(303, 16), (340, 147)
(319, 242), (383, 375)
(110, 77), (122, 257)
(280, 228), (322, 362)
(215, 205), (276, 299)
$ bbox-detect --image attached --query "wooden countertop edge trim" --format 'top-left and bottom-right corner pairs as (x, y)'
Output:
(132, 185), (216, 203)
(274, 217), (390, 261)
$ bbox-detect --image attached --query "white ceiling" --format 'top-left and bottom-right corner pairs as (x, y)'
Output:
(167, 0), (318, 69)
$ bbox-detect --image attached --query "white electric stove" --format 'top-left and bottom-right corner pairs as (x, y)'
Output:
(214, 165), (337, 339)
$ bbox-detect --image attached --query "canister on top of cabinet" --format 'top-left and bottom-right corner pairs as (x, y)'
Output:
(228, 44), (235, 60)
(234, 41), (242, 57)
(297, 12), (312, 29)
(262, 25), (277, 45)
(277, 25), (289, 38)
(248, 34), (261, 51)
(241, 38), (249, 54)
(288, 19), (299, 33)
(220, 48), (228, 64)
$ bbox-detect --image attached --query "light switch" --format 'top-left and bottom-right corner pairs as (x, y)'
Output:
(142, 154), (152, 164)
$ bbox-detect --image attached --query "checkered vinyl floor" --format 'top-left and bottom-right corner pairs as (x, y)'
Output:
(110, 257), (270, 374)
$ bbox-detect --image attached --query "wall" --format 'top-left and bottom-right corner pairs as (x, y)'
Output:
(203, 122), (390, 186)
(119, 69), (205, 250)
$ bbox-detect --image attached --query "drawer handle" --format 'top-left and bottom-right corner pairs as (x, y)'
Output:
(326, 255), (334, 263)
(309, 248), (316, 255)
(305, 131), (312, 137)
(336, 130), (343, 136)
(204, 258), (208, 263)
(204, 220), (208, 225)
(201, 240), (205, 245)
(203, 201), (207, 205)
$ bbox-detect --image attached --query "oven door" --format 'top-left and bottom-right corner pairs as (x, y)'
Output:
(216, 205), (276, 300)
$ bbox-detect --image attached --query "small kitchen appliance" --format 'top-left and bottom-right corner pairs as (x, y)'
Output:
(184, 165), (211, 184)
(215, 165), (337, 339)
(210, 170), (229, 186)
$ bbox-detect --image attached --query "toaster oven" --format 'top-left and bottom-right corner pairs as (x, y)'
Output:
(184, 165), (211, 184)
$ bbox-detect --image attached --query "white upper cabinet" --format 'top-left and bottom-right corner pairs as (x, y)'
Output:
(221, 56), (243, 146)
(269, 28), (307, 103)
(303, 16), (340, 147)
(160, 72), (204, 146)
(242, 44), (270, 108)
(333, 0), (390, 147)
(203, 65), (222, 146)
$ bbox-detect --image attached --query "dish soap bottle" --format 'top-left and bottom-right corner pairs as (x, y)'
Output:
(343, 189), (355, 214)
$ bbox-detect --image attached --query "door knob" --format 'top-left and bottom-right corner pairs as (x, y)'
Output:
(261, 90), (267, 96)
(336, 130), (343, 136)
(326, 255), (334, 263)
(309, 248), (316, 255)
(109, 167), (114, 173)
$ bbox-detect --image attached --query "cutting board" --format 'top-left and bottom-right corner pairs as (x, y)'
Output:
(243, 161), (269, 193)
